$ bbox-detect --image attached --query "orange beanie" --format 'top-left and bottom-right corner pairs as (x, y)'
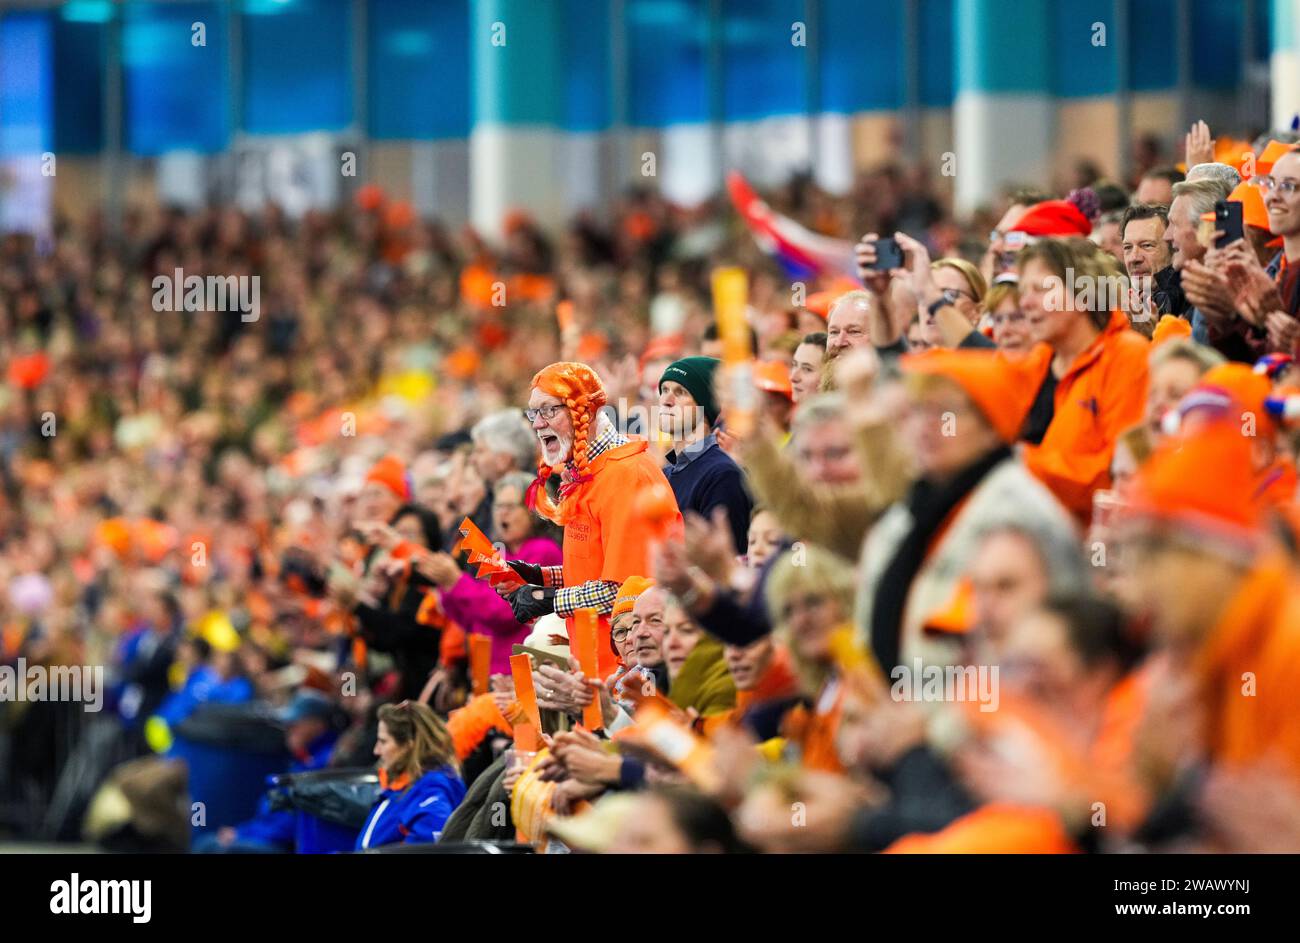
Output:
(1128, 421), (1263, 543)
(900, 347), (1041, 443)
(365, 455), (410, 501)
(1198, 363), (1277, 436)
(1151, 314), (1192, 347)
(612, 576), (656, 619)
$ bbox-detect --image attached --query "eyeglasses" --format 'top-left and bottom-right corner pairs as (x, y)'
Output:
(612, 625), (632, 643)
(1255, 175), (1300, 196)
(941, 288), (976, 305)
(523, 404), (566, 423)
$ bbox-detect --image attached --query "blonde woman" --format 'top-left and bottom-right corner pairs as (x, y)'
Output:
(356, 701), (465, 850)
(764, 545), (861, 772)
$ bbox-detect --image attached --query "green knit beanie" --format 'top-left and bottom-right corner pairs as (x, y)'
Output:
(659, 356), (721, 427)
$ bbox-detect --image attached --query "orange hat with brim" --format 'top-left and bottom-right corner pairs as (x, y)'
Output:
(900, 348), (1042, 443)
(1256, 139), (1297, 177)
(923, 578), (974, 636)
(1151, 314), (1192, 347)
(753, 359), (794, 400)
(803, 291), (836, 320)
(1228, 180), (1270, 232)
(1128, 420), (1263, 546)
(612, 576), (655, 619)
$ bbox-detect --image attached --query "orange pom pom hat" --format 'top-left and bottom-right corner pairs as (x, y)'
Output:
(527, 362), (609, 525)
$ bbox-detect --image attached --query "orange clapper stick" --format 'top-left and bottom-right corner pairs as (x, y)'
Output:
(469, 633), (492, 697)
(509, 652), (543, 750)
(572, 608), (604, 730)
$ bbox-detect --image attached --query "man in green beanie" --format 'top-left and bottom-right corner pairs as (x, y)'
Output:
(658, 356), (753, 554)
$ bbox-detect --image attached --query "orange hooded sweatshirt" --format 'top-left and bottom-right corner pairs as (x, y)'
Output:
(1023, 309), (1150, 521)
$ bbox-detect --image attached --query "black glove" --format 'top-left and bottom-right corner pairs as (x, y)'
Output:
(509, 585), (556, 623)
(506, 559), (544, 585)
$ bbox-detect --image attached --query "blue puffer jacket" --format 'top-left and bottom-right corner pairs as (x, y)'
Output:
(355, 766), (466, 850)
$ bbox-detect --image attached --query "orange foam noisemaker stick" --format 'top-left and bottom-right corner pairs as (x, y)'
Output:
(469, 633), (492, 696)
(556, 299), (576, 334)
(712, 265), (756, 439)
(571, 608), (604, 730)
(509, 652), (543, 746)
(456, 517), (496, 559)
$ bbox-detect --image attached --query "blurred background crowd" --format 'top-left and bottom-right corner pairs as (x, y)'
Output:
(4, 0), (1300, 854)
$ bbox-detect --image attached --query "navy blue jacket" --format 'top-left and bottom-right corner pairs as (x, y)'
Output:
(355, 766), (466, 850)
(663, 434), (753, 554)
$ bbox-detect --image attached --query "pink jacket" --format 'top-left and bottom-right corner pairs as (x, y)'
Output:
(438, 536), (563, 676)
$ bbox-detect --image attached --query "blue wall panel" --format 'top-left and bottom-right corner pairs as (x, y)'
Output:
(0, 12), (53, 156)
(919, 0), (954, 105)
(626, 0), (708, 126)
(53, 14), (106, 154)
(242, 0), (352, 134)
(368, 0), (469, 139)
(722, 0), (806, 120)
(124, 2), (228, 154)
(561, 0), (612, 131)
(1053, 0), (1117, 98)
(820, 0), (903, 113)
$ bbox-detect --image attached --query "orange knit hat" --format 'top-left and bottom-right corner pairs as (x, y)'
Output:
(527, 362), (609, 525)
(612, 576), (656, 619)
(1128, 420), (1263, 545)
(899, 348), (1041, 443)
(1151, 314), (1192, 347)
(365, 455), (410, 501)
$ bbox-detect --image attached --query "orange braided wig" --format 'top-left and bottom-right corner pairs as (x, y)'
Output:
(526, 362), (608, 525)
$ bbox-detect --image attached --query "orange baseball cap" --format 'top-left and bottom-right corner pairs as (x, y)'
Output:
(1227, 180), (1270, 231)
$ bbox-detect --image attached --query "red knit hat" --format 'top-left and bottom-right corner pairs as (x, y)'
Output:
(365, 455), (411, 501)
(1010, 189), (1098, 238)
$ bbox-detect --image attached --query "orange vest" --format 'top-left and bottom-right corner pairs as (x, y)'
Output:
(562, 440), (682, 676)
(1023, 310), (1150, 521)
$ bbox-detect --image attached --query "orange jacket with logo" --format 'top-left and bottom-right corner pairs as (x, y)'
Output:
(1023, 310), (1150, 521)
(563, 440), (682, 676)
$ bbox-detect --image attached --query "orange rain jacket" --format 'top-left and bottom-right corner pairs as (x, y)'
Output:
(1022, 309), (1150, 521)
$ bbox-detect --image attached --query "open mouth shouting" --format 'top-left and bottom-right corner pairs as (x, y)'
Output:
(538, 429), (569, 466)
